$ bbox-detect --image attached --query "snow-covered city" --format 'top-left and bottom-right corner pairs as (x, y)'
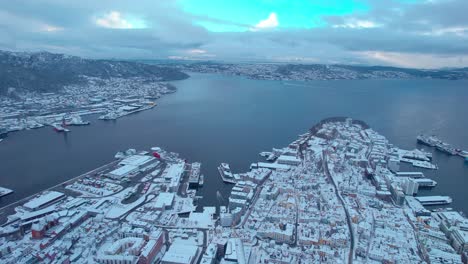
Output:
(1, 118), (466, 263)
(0, 77), (176, 137)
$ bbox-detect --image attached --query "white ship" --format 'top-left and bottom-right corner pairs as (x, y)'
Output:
(218, 163), (236, 184)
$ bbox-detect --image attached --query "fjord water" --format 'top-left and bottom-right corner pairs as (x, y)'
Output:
(0, 73), (467, 214)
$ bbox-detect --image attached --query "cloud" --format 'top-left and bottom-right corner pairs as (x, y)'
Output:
(0, 0), (467, 68)
(251, 13), (278, 31)
(357, 51), (468, 69)
(332, 19), (381, 29)
(41, 24), (64, 32)
(95, 11), (133, 29)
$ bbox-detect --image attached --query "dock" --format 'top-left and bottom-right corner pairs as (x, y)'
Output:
(416, 196), (452, 205)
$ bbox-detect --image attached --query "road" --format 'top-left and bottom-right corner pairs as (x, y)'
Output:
(322, 151), (355, 264)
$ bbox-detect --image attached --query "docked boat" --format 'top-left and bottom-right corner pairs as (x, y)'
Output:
(413, 178), (437, 188)
(199, 175), (204, 186)
(435, 143), (457, 155)
(218, 163), (236, 184)
(188, 162), (202, 188)
(417, 135), (461, 156)
(417, 135), (440, 147)
(458, 150), (468, 158)
(52, 123), (70, 132)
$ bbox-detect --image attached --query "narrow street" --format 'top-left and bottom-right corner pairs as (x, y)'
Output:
(322, 151), (355, 264)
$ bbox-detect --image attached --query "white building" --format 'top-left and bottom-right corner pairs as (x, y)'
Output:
(276, 155), (301, 166)
(403, 178), (419, 195)
(161, 238), (200, 264)
(119, 154), (155, 168)
(23, 191), (65, 211)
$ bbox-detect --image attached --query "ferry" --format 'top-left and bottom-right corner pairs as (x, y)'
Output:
(416, 195), (452, 205)
(188, 162), (202, 188)
(218, 163), (236, 184)
(417, 135), (440, 147)
(417, 135), (460, 156)
(458, 150), (468, 158)
(413, 178), (437, 188)
(411, 160), (438, 170)
(435, 143), (457, 155)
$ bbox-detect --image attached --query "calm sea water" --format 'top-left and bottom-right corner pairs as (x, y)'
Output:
(0, 73), (467, 213)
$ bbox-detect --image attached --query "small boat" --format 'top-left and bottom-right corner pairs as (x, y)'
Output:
(199, 175), (204, 186)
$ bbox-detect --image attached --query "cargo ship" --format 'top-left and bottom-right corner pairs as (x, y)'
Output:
(417, 135), (459, 156)
(417, 135), (440, 147)
(218, 163), (236, 184)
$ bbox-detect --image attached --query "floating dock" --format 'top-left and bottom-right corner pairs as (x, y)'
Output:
(415, 196), (452, 205)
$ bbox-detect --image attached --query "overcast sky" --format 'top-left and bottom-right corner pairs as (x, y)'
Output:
(1, 0), (467, 68)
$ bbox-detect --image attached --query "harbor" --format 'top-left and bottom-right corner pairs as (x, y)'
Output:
(1, 74), (468, 218)
(0, 112), (467, 263)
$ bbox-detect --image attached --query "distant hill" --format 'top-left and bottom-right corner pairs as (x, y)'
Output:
(0, 50), (189, 95)
(170, 61), (468, 81)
